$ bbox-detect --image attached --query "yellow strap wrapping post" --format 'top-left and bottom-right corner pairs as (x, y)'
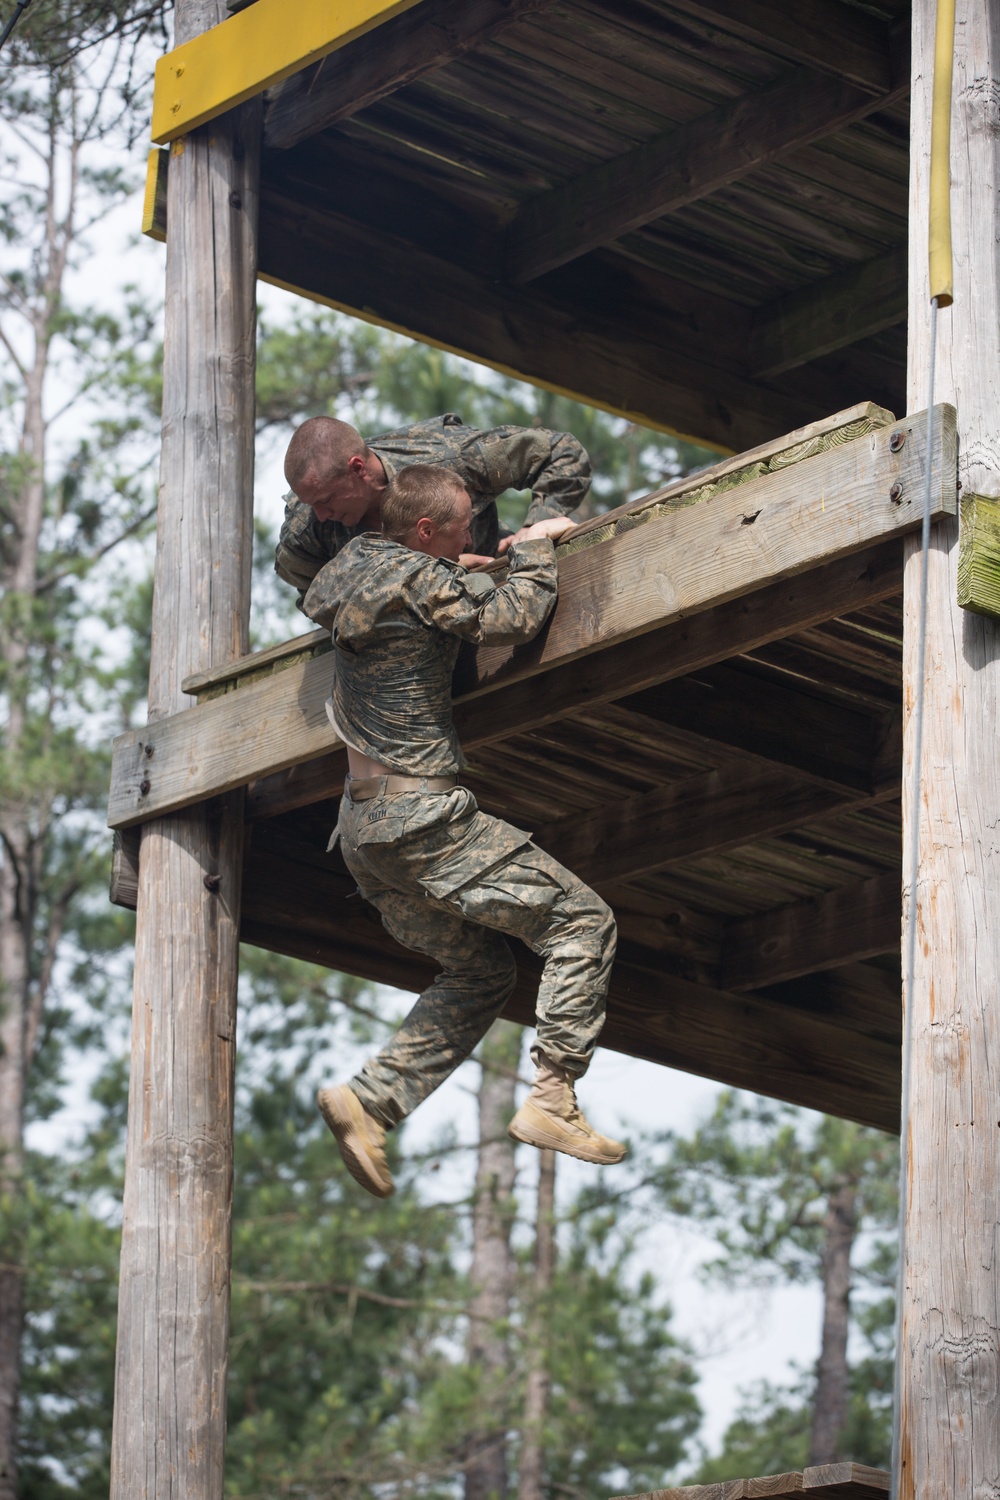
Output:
(929, 0), (956, 306)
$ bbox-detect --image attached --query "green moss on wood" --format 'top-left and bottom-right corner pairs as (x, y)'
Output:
(958, 492), (1000, 620)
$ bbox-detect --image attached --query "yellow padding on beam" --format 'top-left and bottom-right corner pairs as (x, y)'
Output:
(929, 0), (955, 306)
(142, 148), (168, 241)
(151, 0), (424, 144)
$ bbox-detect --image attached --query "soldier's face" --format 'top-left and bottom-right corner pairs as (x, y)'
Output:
(297, 457), (380, 528)
(423, 492), (474, 562)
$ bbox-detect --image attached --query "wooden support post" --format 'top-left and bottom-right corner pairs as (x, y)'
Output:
(898, 2), (1000, 1494)
(109, 1), (260, 1492)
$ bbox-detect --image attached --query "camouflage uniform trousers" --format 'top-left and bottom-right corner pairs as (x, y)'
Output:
(337, 784), (616, 1129)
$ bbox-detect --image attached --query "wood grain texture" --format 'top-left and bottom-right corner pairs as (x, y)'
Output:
(506, 71), (899, 284)
(467, 407), (955, 693)
(746, 1478), (803, 1498)
(720, 870), (900, 991)
(897, 3), (1000, 1496)
(109, 9), (260, 1488)
(802, 1463), (889, 1497)
(264, 0), (556, 149)
(108, 406), (947, 829)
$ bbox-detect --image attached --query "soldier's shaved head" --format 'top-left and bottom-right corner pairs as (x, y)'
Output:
(284, 416), (368, 490)
(381, 465), (470, 541)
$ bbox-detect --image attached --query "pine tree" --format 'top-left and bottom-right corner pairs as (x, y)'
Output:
(660, 1091), (898, 1477)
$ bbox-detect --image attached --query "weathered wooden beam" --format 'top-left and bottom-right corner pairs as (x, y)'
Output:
(505, 65), (906, 285)
(151, 0), (423, 143)
(109, 0), (261, 1482)
(264, 0), (555, 150)
(247, 541), (905, 820)
(720, 870), (900, 992)
(751, 248), (908, 379)
(108, 411), (953, 830)
(898, 2), (1000, 1492)
(538, 763), (887, 891)
(466, 405), (955, 694)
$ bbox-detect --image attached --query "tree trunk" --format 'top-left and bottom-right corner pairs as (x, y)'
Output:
(809, 1179), (858, 1466)
(518, 1148), (556, 1500)
(897, 3), (1000, 1496)
(108, 4), (260, 1493)
(465, 1024), (523, 1500)
(0, 71), (73, 1500)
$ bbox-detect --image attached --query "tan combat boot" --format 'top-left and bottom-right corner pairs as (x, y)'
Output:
(508, 1054), (626, 1165)
(317, 1085), (395, 1198)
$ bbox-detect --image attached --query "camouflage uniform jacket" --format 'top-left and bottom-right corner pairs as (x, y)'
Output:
(276, 412), (590, 599)
(302, 534), (557, 777)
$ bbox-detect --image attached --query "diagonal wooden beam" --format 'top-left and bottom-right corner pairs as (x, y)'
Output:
(107, 409), (953, 830)
(536, 762), (888, 891)
(264, 0), (556, 151)
(751, 248), (908, 378)
(505, 64), (906, 285)
(720, 869), (901, 992)
(246, 540), (906, 820)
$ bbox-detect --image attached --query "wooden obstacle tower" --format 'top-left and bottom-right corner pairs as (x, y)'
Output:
(108, 0), (1000, 1494)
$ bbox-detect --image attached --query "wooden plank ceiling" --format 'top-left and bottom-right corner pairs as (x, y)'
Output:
(256, 0), (911, 451)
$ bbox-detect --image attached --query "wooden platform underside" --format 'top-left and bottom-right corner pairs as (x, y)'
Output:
(148, 0), (911, 451)
(111, 404), (960, 1133)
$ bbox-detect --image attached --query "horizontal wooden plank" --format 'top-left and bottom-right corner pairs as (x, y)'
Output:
(751, 248), (908, 378)
(246, 540), (905, 819)
(466, 405), (956, 694)
(182, 628), (329, 698)
(110, 399), (947, 830)
(151, 0), (422, 142)
(610, 1466), (889, 1500)
(264, 0), (556, 150)
(506, 70), (901, 284)
(720, 870), (901, 991)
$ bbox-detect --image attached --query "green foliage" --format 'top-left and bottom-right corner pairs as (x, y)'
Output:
(660, 1093), (899, 1480)
(660, 1093), (898, 1289)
